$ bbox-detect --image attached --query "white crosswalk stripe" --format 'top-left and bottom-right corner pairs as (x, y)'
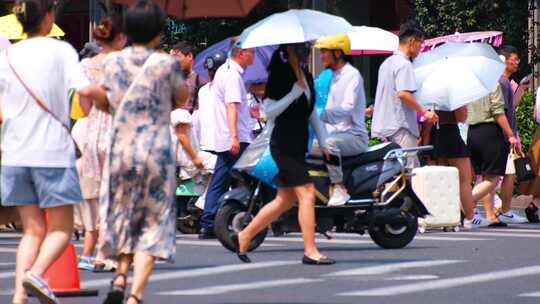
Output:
(175, 239), (283, 247)
(519, 291), (540, 297)
(453, 231), (540, 238)
(338, 265), (540, 296)
(267, 236), (372, 244)
(0, 271), (15, 279)
(325, 260), (464, 276)
(82, 261), (296, 288)
(159, 278), (323, 295)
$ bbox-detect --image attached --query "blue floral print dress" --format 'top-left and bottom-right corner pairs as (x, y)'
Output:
(98, 47), (184, 263)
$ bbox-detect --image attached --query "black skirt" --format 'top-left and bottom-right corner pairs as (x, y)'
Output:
(467, 123), (510, 176)
(270, 143), (311, 188)
(430, 124), (470, 159)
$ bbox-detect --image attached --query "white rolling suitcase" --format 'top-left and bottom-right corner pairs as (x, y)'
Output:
(411, 166), (461, 233)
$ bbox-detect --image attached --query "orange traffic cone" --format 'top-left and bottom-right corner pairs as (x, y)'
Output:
(41, 211), (98, 297)
(42, 243), (99, 297)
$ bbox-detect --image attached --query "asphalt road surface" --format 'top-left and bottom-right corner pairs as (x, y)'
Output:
(1, 222), (540, 304)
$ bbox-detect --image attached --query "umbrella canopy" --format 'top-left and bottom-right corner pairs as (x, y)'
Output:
(193, 37), (277, 84)
(421, 31), (503, 53)
(239, 9), (353, 48)
(0, 36), (11, 51)
(111, 0), (260, 18)
(0, 14), (64, 40)
(413, 42), (505, 111)
(349, 26), (398, 55)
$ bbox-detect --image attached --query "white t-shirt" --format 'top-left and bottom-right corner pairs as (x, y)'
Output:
(210, 59), (253, 153)
(171, 108), (199, 162)
(171, 108), (216, 180)
(0, 37), (89, 167)
(197, 83), (215, 151)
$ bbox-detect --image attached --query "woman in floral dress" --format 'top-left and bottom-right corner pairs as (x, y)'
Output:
(75, 14), (126, 273)
(79, 1), (187, 303)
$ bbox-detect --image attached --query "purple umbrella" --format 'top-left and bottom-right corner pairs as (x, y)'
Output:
(194, 37), (277, 84)
(0, 36), (11, 51)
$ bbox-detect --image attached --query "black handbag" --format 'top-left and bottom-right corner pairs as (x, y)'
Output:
(513, 149), (535, 182)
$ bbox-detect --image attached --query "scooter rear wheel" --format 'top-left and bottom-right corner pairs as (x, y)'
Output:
(368, 218), (418, 249)
(215, 201), (268, 253)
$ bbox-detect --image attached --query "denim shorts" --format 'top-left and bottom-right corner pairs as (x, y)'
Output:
(1, 166), (83, 208)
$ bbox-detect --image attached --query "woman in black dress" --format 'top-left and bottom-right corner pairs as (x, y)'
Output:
(233, 43), (335, 265)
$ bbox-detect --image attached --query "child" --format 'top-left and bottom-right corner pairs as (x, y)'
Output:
(171, 108), (216, 208)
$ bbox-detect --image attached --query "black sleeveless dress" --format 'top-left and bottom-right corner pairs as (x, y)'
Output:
(266, 59), (315, 188)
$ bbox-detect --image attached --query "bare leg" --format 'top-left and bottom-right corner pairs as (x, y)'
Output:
(82, 230), (98, 257)
(12, 206), (46, 304)
(293, 183), (324, 259)
(446, 158), (475, 220)
(127, 252), (156, 303)
(500, 174), (516, 213)
(238, 188), (296, 253)
(29, 205), (74, 276)
(472, 176), (500, 203)
(472, 176), (501, 221)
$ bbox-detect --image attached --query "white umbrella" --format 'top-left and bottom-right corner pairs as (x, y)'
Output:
(413, 42), (505, 111)
(349, 26), (398, 55)
(239, 9), (353, 48)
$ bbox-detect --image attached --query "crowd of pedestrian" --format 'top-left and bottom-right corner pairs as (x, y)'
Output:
(0, 0), (539, 303)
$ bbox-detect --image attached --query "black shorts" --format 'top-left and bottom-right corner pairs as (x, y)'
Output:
(430, 124), (470, 159)
(467, 123), (509, 176)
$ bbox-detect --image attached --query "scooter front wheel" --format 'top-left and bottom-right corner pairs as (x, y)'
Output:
(368, 217), (418, 249)
(215, 201), (268, 253)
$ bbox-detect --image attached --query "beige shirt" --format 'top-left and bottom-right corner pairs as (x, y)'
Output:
(466, 84), (505, 126)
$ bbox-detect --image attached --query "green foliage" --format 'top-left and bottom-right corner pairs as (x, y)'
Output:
(160, 18), (244, 52)
(517, 90), (537, 153)
(365, 117), (381, 146)
(412, 0), (530, 79)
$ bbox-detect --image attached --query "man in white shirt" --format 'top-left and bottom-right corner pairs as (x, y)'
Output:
(197, 51), (227, 153)
(314, 34), (369, 206)
(372, 21), (438, 167)
(199, 43), (255, 239)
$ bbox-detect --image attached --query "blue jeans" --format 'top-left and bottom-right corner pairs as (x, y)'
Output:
(201, 143), (249, 230)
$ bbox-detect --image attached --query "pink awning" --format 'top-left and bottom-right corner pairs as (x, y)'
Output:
(421, 31), (503, 52)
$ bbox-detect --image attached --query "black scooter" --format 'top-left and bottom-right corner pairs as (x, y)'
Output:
(214, 142), (432, 252)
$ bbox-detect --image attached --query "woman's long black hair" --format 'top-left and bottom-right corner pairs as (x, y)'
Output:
(265, 45), (302, 101)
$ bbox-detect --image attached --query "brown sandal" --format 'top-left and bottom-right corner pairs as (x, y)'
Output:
(126, 294), (143, 304)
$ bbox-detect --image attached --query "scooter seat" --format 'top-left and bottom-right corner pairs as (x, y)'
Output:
(342, 142), (401, 168)
(306, 142), (400, 168)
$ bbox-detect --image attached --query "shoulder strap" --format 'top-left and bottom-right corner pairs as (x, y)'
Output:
(5, 49), (71, 133)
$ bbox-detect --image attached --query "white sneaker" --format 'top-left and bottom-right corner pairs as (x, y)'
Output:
(463, 215), (490, 229)
(327, 186), (350, 207)
(498, 210), (528, 224)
